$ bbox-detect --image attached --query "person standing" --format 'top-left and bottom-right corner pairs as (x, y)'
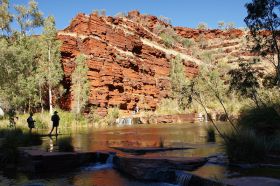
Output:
(49, 111), (60, 136)
(27, 113), (35, 133)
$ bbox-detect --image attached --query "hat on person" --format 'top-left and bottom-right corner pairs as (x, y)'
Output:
(54, 111), (58, 114)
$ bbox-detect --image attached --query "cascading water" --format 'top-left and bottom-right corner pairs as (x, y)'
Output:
(82, 153), (114, 171)
(106, 153), (114, 164)
(175, 171), (192, 186)
(116, 117), (132, 125)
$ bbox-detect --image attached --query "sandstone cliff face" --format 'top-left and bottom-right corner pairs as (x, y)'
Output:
(57, 11), (271, 114)
(58, 11), (199, 114)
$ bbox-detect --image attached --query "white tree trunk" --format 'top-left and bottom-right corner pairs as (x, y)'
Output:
(49, 85), (53, 115)
(48, 43), (53, 115)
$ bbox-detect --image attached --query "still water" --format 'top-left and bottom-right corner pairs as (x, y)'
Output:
(1, 123), (279, 186)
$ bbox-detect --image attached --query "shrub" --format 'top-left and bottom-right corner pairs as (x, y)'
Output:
(199, 51), (214, 63)
(0, 133), (19, 166)
(238, 105), (280, 136)
(88, 106), (102, 124)
(160, 32), (176, 48)
(197, 35), (208, 49)
(35, 117), (49, 129)
(156, 98), (183, 115)
(158, 26), (180, 48)
(153, 23), (166, 35)
(182, 38), (193, 48)
(223, 129), (270, 163)
(0, 129), (42, 167)
(105, 107), (120, 125)
(58, 137), (74, 152)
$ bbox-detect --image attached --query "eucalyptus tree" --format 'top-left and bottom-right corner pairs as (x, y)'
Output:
(0, 0), (13, 36)
(71, 54), (89, 115)
(169, 55), (189, 109)
(38, 16), (63, 115)
(245, 0), (280, 85)
(14, 0), (43, 36)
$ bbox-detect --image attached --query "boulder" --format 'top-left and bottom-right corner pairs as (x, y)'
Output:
(113, 155), (207, 182)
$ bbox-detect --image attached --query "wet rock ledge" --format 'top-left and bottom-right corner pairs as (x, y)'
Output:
(18, 147), (227, 185)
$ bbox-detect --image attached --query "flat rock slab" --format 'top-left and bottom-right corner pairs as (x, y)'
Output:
(113, 155), (207, 182)
(110, 146), (193, 154)
(18, 147), (111, 172)
(226, 177), (280, 186)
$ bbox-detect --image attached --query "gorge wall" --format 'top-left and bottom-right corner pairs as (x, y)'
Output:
(57, 10), (271, 114)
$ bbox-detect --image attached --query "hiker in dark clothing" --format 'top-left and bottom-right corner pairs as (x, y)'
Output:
(49, 111), (60, 136)
(27, 113), (35, 133)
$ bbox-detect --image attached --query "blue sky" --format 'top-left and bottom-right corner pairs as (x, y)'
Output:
(10, 0), (251, 32)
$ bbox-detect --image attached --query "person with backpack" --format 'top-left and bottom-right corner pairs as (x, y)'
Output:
(27, 113), (36, 133)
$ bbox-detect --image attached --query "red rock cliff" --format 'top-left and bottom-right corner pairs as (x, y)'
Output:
(57, 11), (271, 114)
(58, 11), (199, 114)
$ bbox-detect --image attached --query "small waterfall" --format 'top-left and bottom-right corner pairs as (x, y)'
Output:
(175, 171), (192, 186)
(82, 153), (115, 171)
(116, 117), (132, 125)
(106, 153), (114, 164)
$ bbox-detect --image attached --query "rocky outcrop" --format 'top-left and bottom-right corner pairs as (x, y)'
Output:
(113, 155), (207, 182)
(175, 27), (244, 40)
(58, 11), (198, 113)
(57, 10), (272, 114)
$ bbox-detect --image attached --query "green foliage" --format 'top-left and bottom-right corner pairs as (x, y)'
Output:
(158, 26), (181, 48)
(229, 61), (259, 100)
(238, 104), (280, 136)
(0, 36), (41, 110)
(54, 109), (88, 127)
(58, 137), (74, 152)
(88, 106), (101, 124)
(160, 32), (176, 48)
(0, 128), (42, 166)
(71, 54), (89, 114)
(39, 16), (63, 114)
(105, 107), (120, 125)
(0, 0), (13, 35)
(156, 98), (183, 115)
(153, 23), (166, 35)
(197, 35), (208, 49)
(223, 89), (280, 163)
(35, 117), (48, 129)
(0, 1), (63, 113)
(14, 0), (43, 35)
(223, 129), (270, 163)
(245, 0), (280, 84)
(39, 16), (63, 88)
(169, 56), (191, 109)
(182, 38), (193, 48)
(199, 51), (214, 63)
